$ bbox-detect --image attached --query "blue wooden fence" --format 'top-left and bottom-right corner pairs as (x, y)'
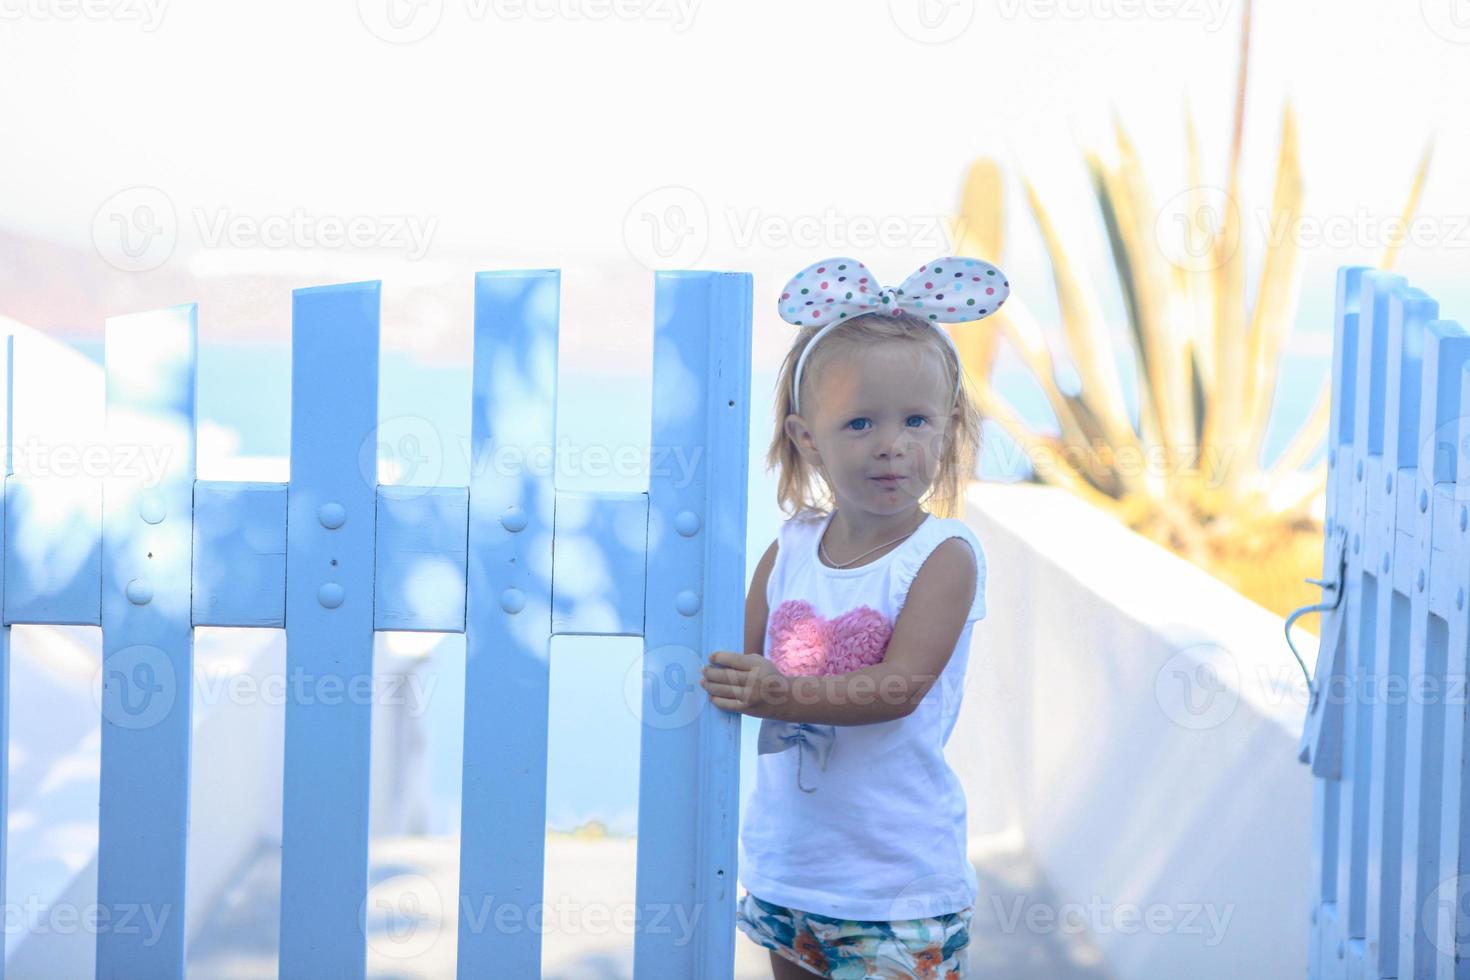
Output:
(0, 268), (753, 978)
(1301, 264), (1470, 978)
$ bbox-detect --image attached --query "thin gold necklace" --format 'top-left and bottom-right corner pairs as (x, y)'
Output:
(819, 510), (926, 568)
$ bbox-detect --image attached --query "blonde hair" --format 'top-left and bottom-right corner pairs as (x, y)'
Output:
(766, 309), (984, 520)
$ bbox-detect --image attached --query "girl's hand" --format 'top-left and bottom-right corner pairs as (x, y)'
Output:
(699, 651), (786, 718)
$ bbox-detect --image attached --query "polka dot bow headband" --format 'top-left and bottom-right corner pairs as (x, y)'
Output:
(778, 256), (1009, 416)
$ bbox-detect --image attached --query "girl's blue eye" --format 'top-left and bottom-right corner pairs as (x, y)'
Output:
(846, 416), (929, 431)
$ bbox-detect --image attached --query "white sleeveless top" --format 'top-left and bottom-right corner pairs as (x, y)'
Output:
(737, 507), (987, 921)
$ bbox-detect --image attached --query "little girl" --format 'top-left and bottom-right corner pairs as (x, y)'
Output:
(698, 255), (1008, 979)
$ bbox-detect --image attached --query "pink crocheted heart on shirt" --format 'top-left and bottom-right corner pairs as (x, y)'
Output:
(766, 599), (894, 677)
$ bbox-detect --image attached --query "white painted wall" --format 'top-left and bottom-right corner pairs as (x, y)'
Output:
(952, 480), (1319, 979)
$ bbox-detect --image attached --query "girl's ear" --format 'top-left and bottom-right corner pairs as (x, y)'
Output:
(783, 413), (820, 464)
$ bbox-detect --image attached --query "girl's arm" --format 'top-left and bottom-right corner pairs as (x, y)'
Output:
(874, 536), (979, 710)
(743, 538), (779, 656)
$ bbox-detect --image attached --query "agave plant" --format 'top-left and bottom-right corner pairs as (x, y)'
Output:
(948, 0), (1434, 631)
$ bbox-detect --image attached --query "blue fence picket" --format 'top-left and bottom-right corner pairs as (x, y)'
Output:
(1407, 313), (1470, 980)
(457, 269), (561, 978)
(279, 281), (381, 979)
(97, 304), (198, 977)
(0, 336), (10, 980)
(1359, 275), (1411, 974)
(1381, 283), (1440, 980)
(1433, 356), (1470, 978)
(1307, 266), (1359, 975)
(1368, 282), (1435, 977)
(636, 271), (751, 977)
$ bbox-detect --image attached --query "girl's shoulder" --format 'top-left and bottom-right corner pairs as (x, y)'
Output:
(777, 507), (830, 546)
(914, 514), (985, 557)
(764, 508), (828, 611)
(892, 515), (987, 624)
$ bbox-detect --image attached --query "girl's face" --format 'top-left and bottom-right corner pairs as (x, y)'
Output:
(786, 341), (955, 518)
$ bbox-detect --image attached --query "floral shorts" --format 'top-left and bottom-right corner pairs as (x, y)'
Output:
(736, 890), (972, 978)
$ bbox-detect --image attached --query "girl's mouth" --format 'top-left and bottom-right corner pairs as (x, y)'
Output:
(872, 476), (903, 487)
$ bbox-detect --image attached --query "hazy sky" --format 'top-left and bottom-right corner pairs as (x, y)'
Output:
(0, 0), (1465, 370)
